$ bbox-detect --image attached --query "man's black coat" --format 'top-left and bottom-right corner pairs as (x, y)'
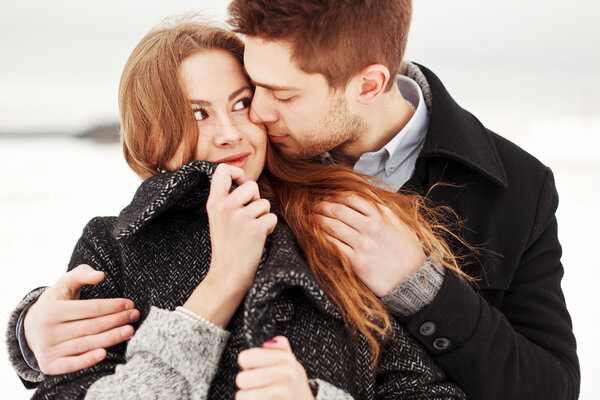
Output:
(400, 64), (579, 400)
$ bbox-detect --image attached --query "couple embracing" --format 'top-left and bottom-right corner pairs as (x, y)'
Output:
(7, 1), (578, 399)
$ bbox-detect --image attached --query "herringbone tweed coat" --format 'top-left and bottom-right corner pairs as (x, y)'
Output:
(30, 160), (465, 399)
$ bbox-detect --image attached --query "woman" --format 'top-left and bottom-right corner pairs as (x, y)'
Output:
(6, 18), (468, 399)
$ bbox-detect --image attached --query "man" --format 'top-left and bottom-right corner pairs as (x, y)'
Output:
(226, 1), (579, 399)
(9, 1), (578, 399)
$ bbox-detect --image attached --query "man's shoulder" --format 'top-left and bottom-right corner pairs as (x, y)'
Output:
(485, 127), (551, 183)
(414, 63), (551, 187)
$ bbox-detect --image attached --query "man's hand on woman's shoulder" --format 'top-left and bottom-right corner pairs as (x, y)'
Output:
(24, 264), (139, 375)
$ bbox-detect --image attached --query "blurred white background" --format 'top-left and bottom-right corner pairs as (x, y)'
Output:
(1, 0), (598, 398)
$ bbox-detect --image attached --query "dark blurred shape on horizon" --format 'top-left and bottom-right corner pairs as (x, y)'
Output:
(76, 123), (120, 143)
(0, 122), (121, 143)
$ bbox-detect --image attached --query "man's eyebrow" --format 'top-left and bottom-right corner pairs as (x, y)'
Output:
(188, 85), (253, 106)
(250, 79), (300, 92)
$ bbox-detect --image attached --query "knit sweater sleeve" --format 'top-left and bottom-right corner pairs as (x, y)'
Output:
(309, 378), (354, 399)
(380, 254), (445, 316)
(85, 307), (230, 400)
(5, 287), (47, 386)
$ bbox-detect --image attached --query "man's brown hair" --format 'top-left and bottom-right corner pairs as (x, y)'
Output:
(228, 0), (412, 91)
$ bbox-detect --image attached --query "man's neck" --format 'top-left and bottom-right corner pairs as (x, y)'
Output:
(332, 84), (414, 165)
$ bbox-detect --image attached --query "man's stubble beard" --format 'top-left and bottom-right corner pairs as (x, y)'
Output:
(270, 94), (366, 160)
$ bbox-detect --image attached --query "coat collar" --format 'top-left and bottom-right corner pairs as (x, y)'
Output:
(113, 160), (216, 239)
(405, 62), (509, 189)
(112, 159), (341, 327)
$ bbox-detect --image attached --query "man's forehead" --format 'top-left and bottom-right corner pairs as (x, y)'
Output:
(243, 37), (320, 90)
(244, 38), (300, 83)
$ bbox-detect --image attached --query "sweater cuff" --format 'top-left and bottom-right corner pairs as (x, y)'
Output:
(126, 306), (230, 390)
(381, 255), (445, 316)
(309, 378), (354, 399)
(5, 287), (47, 385)
(16, 302), (41, 371)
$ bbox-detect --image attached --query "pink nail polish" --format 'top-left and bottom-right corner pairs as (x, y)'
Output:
(264, 339), (277, 344)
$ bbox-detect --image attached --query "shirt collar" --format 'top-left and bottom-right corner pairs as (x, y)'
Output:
(380, 75), (429, 176)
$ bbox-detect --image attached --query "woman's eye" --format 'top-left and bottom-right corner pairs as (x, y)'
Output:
(193, 108), (208, 121)
(232, 98), (251, 111)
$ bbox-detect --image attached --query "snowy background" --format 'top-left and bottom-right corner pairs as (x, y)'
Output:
(1, 0), (599, 398)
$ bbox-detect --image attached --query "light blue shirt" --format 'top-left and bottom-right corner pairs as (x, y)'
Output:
(323, 75), (429, 191)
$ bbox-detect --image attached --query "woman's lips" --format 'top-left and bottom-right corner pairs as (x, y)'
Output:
(216, 152), (251, 168)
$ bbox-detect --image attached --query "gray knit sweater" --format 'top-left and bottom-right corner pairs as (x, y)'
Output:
(85, 307), (351, 399)
(6, 160), (463, 399)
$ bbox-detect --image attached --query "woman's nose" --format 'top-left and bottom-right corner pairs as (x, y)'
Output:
(214, 122), (243, 146)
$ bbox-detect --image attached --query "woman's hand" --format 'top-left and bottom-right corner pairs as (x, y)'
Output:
(24, 264), (140, 375)
(236, 336), (315, 400)
(183, 164), (277, 327)
(205, 163), (277, 292)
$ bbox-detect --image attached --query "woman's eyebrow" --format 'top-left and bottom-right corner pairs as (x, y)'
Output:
(189, 86), (253, 106)
(228, 85), (252, 101)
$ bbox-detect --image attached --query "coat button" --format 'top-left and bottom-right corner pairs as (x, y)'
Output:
(433, 337), (451, 350)
(419, 321), (437, 336)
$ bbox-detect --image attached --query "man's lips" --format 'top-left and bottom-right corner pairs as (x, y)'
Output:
(216, 152), (251, 168)
(268, 134), (288, 144)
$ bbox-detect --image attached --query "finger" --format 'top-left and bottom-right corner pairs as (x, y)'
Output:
(52, 265), (105, 300)
(43, 348), (107, 375)
(317, 201), (368, 233)
(51, 325), (134, 358)
(238, 346), (294, 370)
(211, 163), (246, 197)
(257, 213), (278, 235)
(322, 232), (354, 260)
(335, 193), (379, 217)
(242, 198), (272, 219)
(229, 181), (261, 206)
(236, 386), (280, 400)
(262, 336), (292, 352)
(236, 365), (282, 390)
(317, 214), (360, 248)
(53, 308), (140, 342)
(53, 298), (135, 323)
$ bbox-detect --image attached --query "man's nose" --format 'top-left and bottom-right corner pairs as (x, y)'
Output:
(250, 90), (279, 124)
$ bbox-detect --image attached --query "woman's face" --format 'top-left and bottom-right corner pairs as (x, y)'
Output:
(175, 49), (267, 181)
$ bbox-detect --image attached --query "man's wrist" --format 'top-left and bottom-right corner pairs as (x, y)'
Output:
(381, 255), (445, 316)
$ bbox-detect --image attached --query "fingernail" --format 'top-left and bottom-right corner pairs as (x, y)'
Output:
(124, 301), (134, 310)
(93, 349), (105, 361)
(129, 310), (139, 322)
(264, 339), (277, 344)
(121, 326), (133, 339)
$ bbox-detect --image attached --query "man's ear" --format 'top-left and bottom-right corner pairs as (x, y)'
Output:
(354, 64), (390, 105)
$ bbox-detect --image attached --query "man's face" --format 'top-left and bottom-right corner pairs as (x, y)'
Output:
(243, 37), (365, 159)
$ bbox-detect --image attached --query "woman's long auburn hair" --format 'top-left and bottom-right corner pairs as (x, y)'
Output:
(263, 146), (472, 364)
(120, 17), (472, 366)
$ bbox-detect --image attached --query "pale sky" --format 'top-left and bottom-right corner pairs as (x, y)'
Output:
(1, 0), (598, 133)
